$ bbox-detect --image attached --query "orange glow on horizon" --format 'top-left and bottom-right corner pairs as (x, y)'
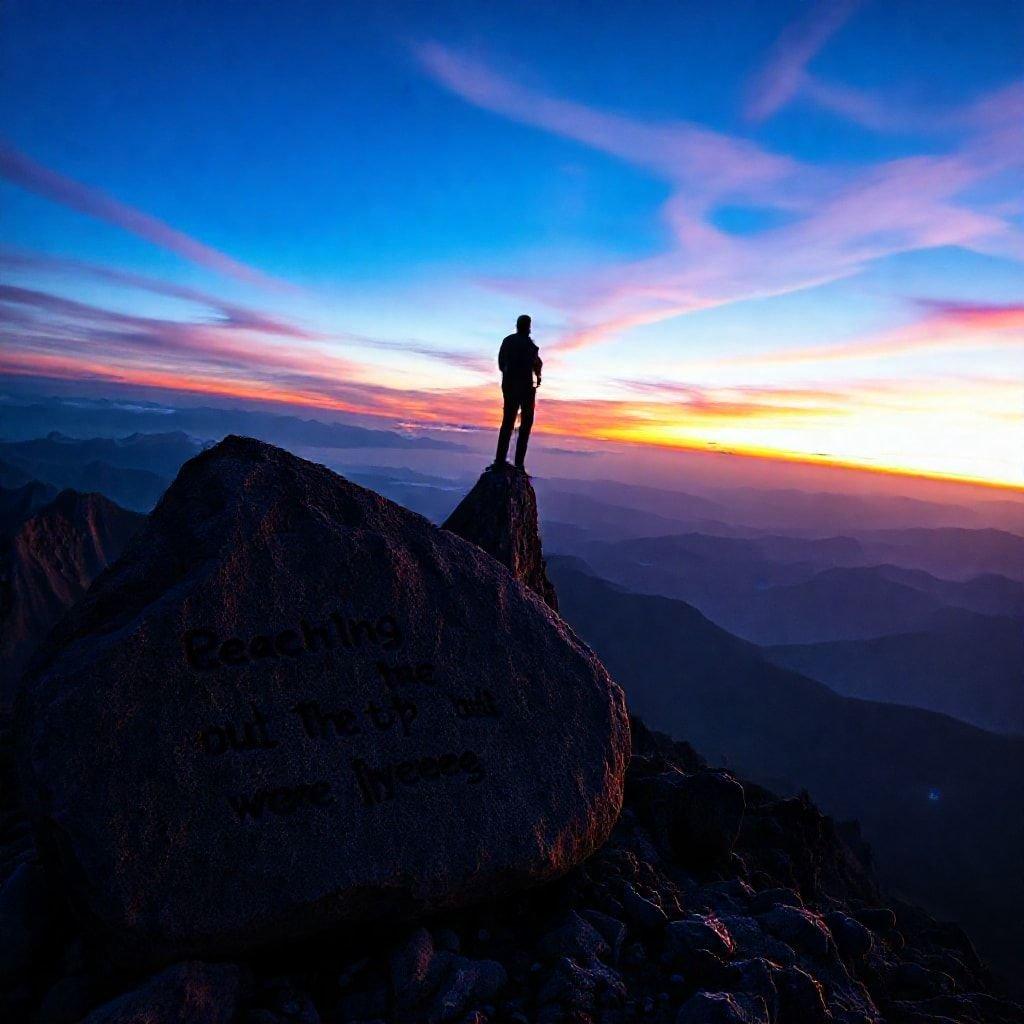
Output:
(4, 348), (1022, 495)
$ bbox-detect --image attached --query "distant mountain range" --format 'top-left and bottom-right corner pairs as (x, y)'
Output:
(0, 479), (58, 535)
(766, 606), (1024, 734)
(558, 533), (1024, 640)
(542, 477), (1024, 535)
(855, 527), (1024, 581)
(0, 432), (201, 511)
(0, 395), (466, 451)
(549, 556), (1024, 982)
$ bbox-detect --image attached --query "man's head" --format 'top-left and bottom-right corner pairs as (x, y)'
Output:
(516, 314), (531, 335)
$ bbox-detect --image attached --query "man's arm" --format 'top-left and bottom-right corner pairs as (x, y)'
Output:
(498, 337), (509, 373)
(533, 352), (543, 386)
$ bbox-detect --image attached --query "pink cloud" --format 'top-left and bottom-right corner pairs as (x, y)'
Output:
(0, 263), (491, 383)
(414, 42), (794, 199)
(719, 299), (1024, 368)
(914, 299), (1024, 332)
(744, 0), (863, 122)
(0, 284), (366, 387)
(798, 75), (913, 132)
(0, 142), (292, 291)
(799, 74), (1024, 145)
(417, 43), (1022, 355)
(0, 251), (318, 338)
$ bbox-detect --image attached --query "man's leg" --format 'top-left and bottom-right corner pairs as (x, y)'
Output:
(495, 389), (519, 464)
(514, 388), (535, 468)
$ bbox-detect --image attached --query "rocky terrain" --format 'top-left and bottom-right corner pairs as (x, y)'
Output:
(1, 443), (1020, 1023)
(4, 713), (1020, 1023)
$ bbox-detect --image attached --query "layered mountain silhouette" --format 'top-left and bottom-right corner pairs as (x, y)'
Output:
(549, 556), (1024, 984)
(558, 533), (1024, 643)
(0, 486), (143, 701)
(1, 396), (466, 451)
(767, 606), (1024, 734)
(855, 527), (1024, 581)
(0, 432), (200, 512)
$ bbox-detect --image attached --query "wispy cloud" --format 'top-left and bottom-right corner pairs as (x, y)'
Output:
(414, 42), (795, 199)
(800, 73), (1024, 143)
(417, 41), (1023, 356)
(0, 142), (292, 290)
(744, 0), (864, 122)
(0, 249), (317, 338)
(709, 299), (1024, 368)
(614, 378), (851, 420)
(0, 247), (495, 377)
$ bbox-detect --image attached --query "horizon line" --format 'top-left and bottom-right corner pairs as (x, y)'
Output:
(2, 371), (1022, 499)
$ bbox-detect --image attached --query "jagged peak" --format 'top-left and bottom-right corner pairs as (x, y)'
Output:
(442, 463), (558, 611)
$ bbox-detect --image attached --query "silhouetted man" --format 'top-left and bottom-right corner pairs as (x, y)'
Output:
(494, 314), (542, 470)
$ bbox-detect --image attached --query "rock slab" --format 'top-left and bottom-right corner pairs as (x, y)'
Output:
(16, 436), (628, 962)
(442, 464), (558, 610)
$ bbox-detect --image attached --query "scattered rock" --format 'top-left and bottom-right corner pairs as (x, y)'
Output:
(855, 907), (897, 933)
(390, 926), (437, 1012)
(621, 882), (668, 931)
(631, 767), (745, 870)
(758, 905), (832, 959)
(664, 915), (735, 966)
(580, 909), (627, 964)
(538, 910), (609, 963)
(426, 957), (506, 1023)
(748, 887), (802, 915)
(675, 990), (768, 1024)
(771, 964), (828, 1024)
(78, 961), (241, 1024)
(824, 910), (873, 959)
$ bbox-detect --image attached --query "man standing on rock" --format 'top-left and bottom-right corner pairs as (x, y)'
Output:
(494, 314), (543, 470)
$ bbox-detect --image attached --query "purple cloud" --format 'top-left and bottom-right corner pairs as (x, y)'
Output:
(744, 0), (863, 122)
(0, 142), (293, 290)
(417, 42), (1023, 355)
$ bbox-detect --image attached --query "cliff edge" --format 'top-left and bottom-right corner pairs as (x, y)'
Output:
(443, 464), (558, 611)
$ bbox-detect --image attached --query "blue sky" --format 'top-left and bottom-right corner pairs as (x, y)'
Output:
(1, 0), (1022, 485)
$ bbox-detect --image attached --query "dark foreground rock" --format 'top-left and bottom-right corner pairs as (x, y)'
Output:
(3, 718), (1019, 1023)
(443, 463), (558, 610)
(15, 436), (628, 963)
(79, 961), (242, 1024)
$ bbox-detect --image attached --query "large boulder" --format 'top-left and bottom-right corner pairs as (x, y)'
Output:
(16, 436), (628, 964)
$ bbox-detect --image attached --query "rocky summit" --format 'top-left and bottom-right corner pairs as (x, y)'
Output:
(442, 464), (559, 611)
(3, 716), (1020, 1023)
(15, 436), (629, 964)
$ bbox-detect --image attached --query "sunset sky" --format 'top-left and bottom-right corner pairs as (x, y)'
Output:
(2, 0), (1022, 487)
